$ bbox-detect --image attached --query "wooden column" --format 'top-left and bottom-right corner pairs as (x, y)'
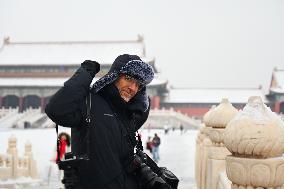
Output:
(151, 96), (160, 109)
(0, 96), (2, 108)
(274, 101), (280, 113)
(19, 97), (24, 112)
(40, 97), (45, 113)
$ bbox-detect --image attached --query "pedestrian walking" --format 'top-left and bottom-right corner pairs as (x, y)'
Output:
(146, 136), (153, 153)
(164, 124), (169, 134)
(152, 133), (161, 162)
(180, 124), (184, 134)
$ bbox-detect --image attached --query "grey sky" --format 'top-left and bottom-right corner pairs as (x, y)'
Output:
(1, 0), (284, 93)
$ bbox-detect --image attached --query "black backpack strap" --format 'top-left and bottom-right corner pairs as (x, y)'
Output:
(136, 131), (143, 151)
(56, 123), (60, 164)
(85, 92), (91, 160)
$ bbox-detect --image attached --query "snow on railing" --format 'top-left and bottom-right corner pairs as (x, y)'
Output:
(0, 136), (38, 180)
(0, 108), (19, 122)
(145, 108), (200, 129)
(41, 118), (54, 128)
(13, 108), (41, 128)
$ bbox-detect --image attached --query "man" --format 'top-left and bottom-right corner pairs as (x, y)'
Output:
(152, 133), (161, 162)
(45, 54), (165, 189)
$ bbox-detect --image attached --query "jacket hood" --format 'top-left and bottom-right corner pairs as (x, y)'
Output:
(92, 54), (154, 93)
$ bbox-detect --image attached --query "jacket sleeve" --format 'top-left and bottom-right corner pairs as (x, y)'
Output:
(133, 102), (150, 131)
(45, 68), (93, 128)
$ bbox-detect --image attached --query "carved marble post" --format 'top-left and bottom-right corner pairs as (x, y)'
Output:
(195, 105), (215, 189)
(25, 141), (38, 179)
(195, 124), (206, 189)
(205, 99), (238, 189)
(224, 96), (284, 189)
(7, 135), (18, 178)
(0, 155), (4, 167)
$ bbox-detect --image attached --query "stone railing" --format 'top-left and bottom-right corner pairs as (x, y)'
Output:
(195, 97), (284, 189)
(0, 107), (19, 119)
(144, 108), (200, 129)
(0, 108), (46, 129)
(195, 98), (237, 189)
(0, 136), (38, 180)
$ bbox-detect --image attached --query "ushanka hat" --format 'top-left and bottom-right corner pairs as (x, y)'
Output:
(93, 54), (154, 93)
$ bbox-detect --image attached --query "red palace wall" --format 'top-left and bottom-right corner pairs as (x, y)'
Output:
(172, 107), (210, 117)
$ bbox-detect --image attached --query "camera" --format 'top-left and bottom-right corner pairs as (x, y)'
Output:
(58, 152), (88, 170)
(58, 152), (89, 189)
(130, 150), (172, 189)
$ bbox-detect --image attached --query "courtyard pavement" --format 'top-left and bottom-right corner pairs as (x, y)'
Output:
(0, 128), (198, 189)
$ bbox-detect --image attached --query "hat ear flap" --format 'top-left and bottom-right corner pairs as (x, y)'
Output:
(128, 86), (149, 113)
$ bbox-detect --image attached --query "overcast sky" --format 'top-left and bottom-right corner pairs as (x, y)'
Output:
(1, 0), (284, 93)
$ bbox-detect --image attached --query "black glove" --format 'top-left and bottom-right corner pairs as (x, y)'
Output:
(81, 60), (100, 78)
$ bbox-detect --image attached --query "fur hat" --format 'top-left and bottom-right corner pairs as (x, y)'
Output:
(93, 54), (154, 92)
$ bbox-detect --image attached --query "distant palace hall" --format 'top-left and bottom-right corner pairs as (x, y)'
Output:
(0, 36), (283, 117)
(0, 36), (168, 113)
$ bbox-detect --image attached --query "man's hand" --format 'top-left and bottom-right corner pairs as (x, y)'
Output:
(81, 60), (100, 78)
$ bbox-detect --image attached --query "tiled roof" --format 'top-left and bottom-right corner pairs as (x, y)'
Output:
(0, 76), (167, 87)
(0, 36), (152, 65)
(0, 37), (167, 88)
(270, 68), (284, 94)
(164, 88), (268, 103)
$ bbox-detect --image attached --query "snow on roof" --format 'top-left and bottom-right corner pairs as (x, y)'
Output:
(164, 88), (268, 103)
(0, 37), (151, 65)
(270, 69), (284, 94)
(0, 78), (70, 87)
(150, 74), (168, 86)
(0, 76), (167, 87)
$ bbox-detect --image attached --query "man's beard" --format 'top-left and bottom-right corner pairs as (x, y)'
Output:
(119, 90), (133, 102)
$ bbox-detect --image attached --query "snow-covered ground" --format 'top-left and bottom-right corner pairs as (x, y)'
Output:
(0, 128), (198, 189)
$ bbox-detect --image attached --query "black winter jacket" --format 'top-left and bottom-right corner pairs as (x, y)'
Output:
(45, 68), (150, 189)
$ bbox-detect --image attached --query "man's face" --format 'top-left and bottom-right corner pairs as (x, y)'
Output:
(114, 74), (141, 102)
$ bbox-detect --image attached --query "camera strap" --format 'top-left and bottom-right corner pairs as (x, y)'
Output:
(55, 123), (60, 164)
(85, 92), (91, 159)
(55, 92), (92, 164)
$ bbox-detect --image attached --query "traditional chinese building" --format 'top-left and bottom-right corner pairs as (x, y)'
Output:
(0, 36), (168, 112)
(0, 36), (282, 118)
(266, 67), (284, 113)
(160, 87), (270, 117)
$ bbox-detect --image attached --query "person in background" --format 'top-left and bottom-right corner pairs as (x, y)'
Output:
(57, 132), (71, 161)
(151, 133), (161, 162)
(164, 124), (169, 134)
(146, 136), (153, 153)
(47, 132), (71, 184)
(180, 124), (184, 134)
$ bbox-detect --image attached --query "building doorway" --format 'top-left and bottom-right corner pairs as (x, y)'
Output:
(23, 95), (41, 110)
(2, 95), (19, 108)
